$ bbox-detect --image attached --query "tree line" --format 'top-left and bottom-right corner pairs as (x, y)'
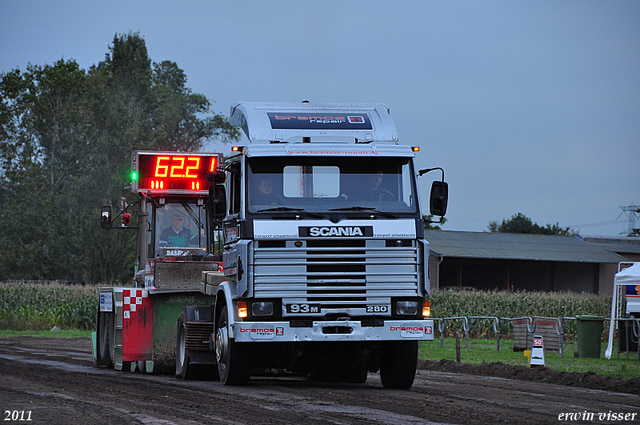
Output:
(0, 32), (239, 283)
(488, 213), (574, 235)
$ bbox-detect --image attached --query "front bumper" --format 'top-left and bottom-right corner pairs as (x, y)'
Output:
(232, 319), (434, 342)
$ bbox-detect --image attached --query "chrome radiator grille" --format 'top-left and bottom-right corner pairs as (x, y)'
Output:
(253, 239), (419, 310)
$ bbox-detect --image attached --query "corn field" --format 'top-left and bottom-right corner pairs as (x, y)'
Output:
(0, 283), (99, 331)
(430, 289), (611, 338)
(1, 284), (611, 336)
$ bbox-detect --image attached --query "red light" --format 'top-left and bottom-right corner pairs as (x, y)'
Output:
(238, 301), (248, 318)
(422, 300), (431, 317)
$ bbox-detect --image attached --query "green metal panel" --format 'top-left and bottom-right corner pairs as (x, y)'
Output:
(91, 331), (97, 364)
(150, 292), (216, 374)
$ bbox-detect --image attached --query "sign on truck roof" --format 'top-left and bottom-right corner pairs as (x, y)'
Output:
(230, 102), (399, 144)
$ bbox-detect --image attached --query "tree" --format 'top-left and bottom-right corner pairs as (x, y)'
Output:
(0, 32), (239, 282)
(149, 60), (239, 150)
(488, 213), (575, 236)
(0, 60), (88, 280)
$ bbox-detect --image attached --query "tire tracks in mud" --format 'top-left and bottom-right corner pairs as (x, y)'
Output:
(1, 337), (638, 425)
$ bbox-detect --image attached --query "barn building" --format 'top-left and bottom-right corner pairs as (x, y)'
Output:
(425, 231), (640, 295)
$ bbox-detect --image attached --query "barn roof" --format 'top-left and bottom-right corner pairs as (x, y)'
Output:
(425, 231), (626, 263)
(580, 235), (640, 256)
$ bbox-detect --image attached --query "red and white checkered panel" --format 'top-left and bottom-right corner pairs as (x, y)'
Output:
(123, 289), (149, 319)
(121, 288), (153, 361)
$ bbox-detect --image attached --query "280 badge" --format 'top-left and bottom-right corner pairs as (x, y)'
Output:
(366, 305), (389, 313)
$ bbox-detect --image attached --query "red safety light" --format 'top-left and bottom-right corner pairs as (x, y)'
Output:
(422, 300), (431, 317)
(237, 301), (248, 319)
(412, 146), (420, 152)
(122, 213), (131, 227)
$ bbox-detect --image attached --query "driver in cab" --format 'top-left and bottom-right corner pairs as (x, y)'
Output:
(356, 171), (395, 202)
(159, 214), (197, 247)
(252, 176), (281, 206)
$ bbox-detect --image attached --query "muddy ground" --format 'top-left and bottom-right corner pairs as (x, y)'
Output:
(0, 337), (638, 425)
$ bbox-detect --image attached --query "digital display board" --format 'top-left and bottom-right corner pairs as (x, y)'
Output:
(132, 152), (219, 194)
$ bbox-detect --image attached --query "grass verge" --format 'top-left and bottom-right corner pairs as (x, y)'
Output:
(419, 338), (640, 380)
(0, 330), (92, 339)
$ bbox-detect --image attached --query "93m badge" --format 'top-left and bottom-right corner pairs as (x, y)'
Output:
(286, 304), (321, 314)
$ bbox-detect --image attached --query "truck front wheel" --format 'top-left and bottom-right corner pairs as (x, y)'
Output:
(216, 306), (250, 385)
(379, 341), (418, 389)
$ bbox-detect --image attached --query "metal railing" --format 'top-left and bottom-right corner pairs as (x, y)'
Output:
(433, 316), (469, 349)
(469, 316), (501, 351)
(431, 315), (584, 358)
(616, 318), (640, 361)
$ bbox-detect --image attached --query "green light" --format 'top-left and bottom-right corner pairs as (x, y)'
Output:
(131, 171), (138, 181)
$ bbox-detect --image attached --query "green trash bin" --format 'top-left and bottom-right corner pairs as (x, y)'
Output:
(576, 315), (605, 358)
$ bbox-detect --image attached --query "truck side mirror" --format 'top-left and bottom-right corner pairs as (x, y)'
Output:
(207, 171), (226, 184)
(101, 206), (112, 229)
(429, 181), (448, 217)
(210, 185), (226, 224)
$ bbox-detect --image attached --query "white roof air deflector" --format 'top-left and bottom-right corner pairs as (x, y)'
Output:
(230, 102), (399, 144)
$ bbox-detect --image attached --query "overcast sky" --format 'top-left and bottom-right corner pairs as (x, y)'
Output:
(1, 1), (638, 236)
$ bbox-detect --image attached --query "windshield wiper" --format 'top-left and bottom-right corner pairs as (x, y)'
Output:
(256, 207), (324, 219)
(329, 206), (397, 218)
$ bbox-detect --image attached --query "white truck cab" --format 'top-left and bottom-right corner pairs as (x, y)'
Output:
(205, 102), (448, 388)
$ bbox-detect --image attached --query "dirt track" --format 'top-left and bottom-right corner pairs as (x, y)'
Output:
(0, 337), (638, 425)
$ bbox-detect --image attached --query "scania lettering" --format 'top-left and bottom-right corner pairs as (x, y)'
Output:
(309, 226), (363, 236)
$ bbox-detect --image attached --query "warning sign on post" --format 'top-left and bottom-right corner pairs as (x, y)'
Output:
(530, 335), (545, 367)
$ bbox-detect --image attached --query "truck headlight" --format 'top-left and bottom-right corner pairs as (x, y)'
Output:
(252, 301), (274, 317)
(396, 300), (419, 316)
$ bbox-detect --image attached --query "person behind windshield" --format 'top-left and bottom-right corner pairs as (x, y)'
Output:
(159, 214), (197, 247)
(356, 171), (395, 202)
(252, 176), (281, 206)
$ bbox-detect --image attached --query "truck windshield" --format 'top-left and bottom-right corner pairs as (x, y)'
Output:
(247, 156), (417, 214)
(153, 201), (207, 256)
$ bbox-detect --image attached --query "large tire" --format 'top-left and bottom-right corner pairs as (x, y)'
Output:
(379, 341), (418, 389)
(176, 309), (219, 381)
(98, 312), (114, 368)
(175, 311), (194, 379)
(216, 306), (250, 385)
